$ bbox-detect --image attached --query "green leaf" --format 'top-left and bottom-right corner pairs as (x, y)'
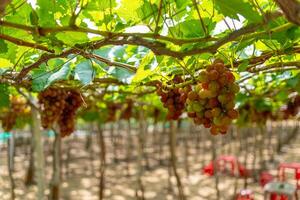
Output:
(170, 18), (215, 38)
(74, 61), (94, 85)
(175, 0), (188, 9)
(31, 67), (51, 92)
(137, 1), (157, 23)
(132, 52), (156, 83)
(0, 40), (8, 54)
(87, 0), (117, 10)
(275, 91), (288, 101)
(55, 32), (89, 46)
(237, 60), (249, 72)
(81, 111), (99, 122)
(254, 98), (272, 112)
(287, 75), (300, 87)
(235, 93), (248, 107)
(36, 0), (57, 26)
(30, 10), (39, 26)
(117, 0), (143, 21)
(45, 63), (71, 88)
(0, 84), (10, 108)
(108, 67), (133, 80)
(215, 0), (261, 22)
(94, 47), (112, 59)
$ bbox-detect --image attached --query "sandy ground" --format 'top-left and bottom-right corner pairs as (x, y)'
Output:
(0, 124), (299, 200)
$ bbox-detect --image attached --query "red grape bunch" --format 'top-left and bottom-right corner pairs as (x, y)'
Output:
(121, 99), (133, 120)
(186, 59), (240, 135)
(2, 96), (28, 132)
(281, 95), (300, 119)
(38, 88), (82, 137)
(38, 88), (68, 129)
(157, 76), (192, 120)
(107, 103), (121, 122)
(58, 90), (83, 137)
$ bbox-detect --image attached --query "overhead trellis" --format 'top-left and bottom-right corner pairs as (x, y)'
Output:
(0, 0), (299, 103)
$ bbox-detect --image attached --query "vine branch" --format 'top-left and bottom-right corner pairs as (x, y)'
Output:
(0, 33), (54, 53)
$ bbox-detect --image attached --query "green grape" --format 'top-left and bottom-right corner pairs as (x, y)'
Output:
(211, 107), (221, 117)
(188, 91), (198, 101)
(192, 102), (203, 112)
(208, 81), (220, 92)
(199, 71), (209, 82)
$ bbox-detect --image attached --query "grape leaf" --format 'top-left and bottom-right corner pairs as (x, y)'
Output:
(74, 61), (94, 85)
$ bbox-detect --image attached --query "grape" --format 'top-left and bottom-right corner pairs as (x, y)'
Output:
(229, 83), (240, 93)
(208, 98), (219, 108)
(1, 96), (29, 132)
(206, 65), (215, 72)
(107, 103), (121, 122)
(218, 94), (228, 104)
(213, 117), (222, 126)
(121, 99), (133, 120)
(188, 91), (198, 101)
(196, 112), (204, 118)
(208, 70), (219, 81)
(153, 108), (160, 123)
(211, 107), (221, 117)
(38, 88), (82, 137)
(198, 71), (209, 83)
(194, 84), (202, 93)
(202, 82), (209, 90)
(227, 109), (238, 119)
(188, 112), (196, 118)
(157, 76), (191, 120)
(225, 71), (235, 83)
(214, 63), (225, 73)
(58, 90), (82, 137)
(186, 59), (240, 135)
(208, 81), (220, 92)
(38, 88), (67, 129)
(204, 110), (213, 119)
(203, 122), (212, 128)
(210, 126), (219, 135)
(199, 90), (213, 99)
(194, 117), (204, 125)
(225, 101), (235, 110)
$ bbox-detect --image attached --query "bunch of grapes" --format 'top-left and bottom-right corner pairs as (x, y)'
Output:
(238, 103), (272, 124)
(38, 88), (68, 129)
(157, 76), (192, 120)
(153, 108), (160, 123)
(2, 113), (16, 132)
(281, 95), (300, 119)
(58, 90), (83, 137)
(107, 103), (120, 122)
(38, 88), (82, 137)
(186, 60), (240, 135)
(121, 99), (133, 120)
(2, 96), (28, 132)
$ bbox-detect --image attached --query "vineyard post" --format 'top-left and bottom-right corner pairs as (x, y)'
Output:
(49, 130), (61, 200)
(143, 119), (150, 169)
(158, 121), (166, 165)
(110, 123), (118, 163)
(25, 128), (35, 186)
(96, 123), (106, 200)
(126, 119), (132, 176)
(184, 121), (190, 176)
(31, 103), (46, 199)
(243, 127), (250, 188)
(7, 131), (15, 200)
(169, 120), (186, 200)
(136, 109), (145, 200)
(88, 124), (95, 174)
(210, 134), (220, 200)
